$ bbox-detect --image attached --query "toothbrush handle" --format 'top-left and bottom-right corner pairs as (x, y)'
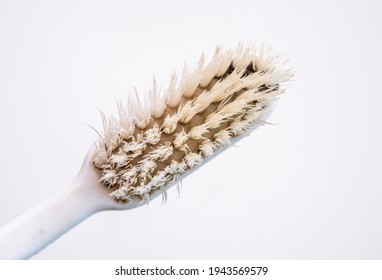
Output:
(0, 150), (116, 260)
(0, 176), (103, 260)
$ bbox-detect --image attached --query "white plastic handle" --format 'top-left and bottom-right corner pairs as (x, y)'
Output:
(0, 150), (134, 260)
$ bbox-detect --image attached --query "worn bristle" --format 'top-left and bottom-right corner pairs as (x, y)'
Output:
(93, 44), (293, 203)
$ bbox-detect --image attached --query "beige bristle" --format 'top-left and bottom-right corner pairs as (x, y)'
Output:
(93, 44), (293, 203)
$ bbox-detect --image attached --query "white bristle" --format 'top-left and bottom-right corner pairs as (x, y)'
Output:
(189, 123), (210, 140)
(199, 140), (215, 158)
(143, 124), (161, 145)
(183, 152), (203, 168)
(148, 79), (166, 119)
(161, 113), (180, 134)
(100, 170), (118, 186)
(121, 141), (146, 158)
(214, 129), (232, 146)
(173, 129), (189, 149)
(109, 153), (129, 168)
(93, 44), (293, 202)
(165, 72), (182, 108)
(182, 65), (201, 99)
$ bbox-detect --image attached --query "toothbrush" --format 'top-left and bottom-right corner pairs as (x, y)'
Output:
(0, 45), (292, 259)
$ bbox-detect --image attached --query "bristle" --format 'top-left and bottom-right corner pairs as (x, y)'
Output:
(93, 44), (293, 203)
(148, 79), (166, 119)
(173, 128), (189, 149)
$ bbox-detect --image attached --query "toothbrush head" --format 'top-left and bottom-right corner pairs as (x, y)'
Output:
(92, 45), (293, 204)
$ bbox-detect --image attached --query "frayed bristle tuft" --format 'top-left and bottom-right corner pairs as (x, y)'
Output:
(93, 44), (293, 203)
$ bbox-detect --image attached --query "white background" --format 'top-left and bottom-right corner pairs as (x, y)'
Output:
(0, 0), (381, 259)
